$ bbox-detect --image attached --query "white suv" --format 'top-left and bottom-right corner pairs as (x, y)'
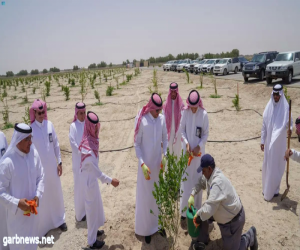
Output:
(177, 59), (192, 73)
(213, 58), (240, 76)
(163, 61), (175, 71)
(201, 59), (220, 74)
(266, 51), (300, 84)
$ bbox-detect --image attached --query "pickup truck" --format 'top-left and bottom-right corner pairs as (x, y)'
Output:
(266, 51), (300, 84)
(177, 59), (192, 73)
(213, 58), (240, 76)
(194, 60), (208, 74)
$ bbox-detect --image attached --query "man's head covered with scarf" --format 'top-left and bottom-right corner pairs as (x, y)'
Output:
(29, 99), (48, 124)
(73, 102), (86, 122)
(184, 90), (205, 113)
(134, 93), (163, 142)
(78, 111), (100, 166)
(163, 82), (184, 142)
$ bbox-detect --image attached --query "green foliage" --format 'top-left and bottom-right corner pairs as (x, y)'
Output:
(209, 75), (220, 98)
(109, 62), (112, 67)
(94, 89), (103, 105)
(32, 87), (36, 94)
(63, 86), (70, 100)
(204, 49), (239, 59)
(232, 94), (241, 111)
(43, 69), (48, 74)
(152, 149), (189, 250)
(120, 81), (127, 86)
(114, 76), (119, 89)
(31, 69), (39, 75)
(152, 69), (158, 92)
(126, 74), (133, 82)
(49, 67), (60, 72)
(134, 68), (141, 76)
(97, 61), (107, 68)
(183, 69), (190, 84)
(284, 87), (290, 103)
(106, 84), (114, 96)
(22, 90), (28, 103)
(6, 71), (14, 77)
(1, 98), (12, 129)
(79, 73), (88, 102)
(148, 52), (200, 64)
(44, 81), (51, 96)
(2, 89), (7, 98)
(104, 74), (108, 82)
(199, 73), (204, 89)
(22, 107), (31, 124)
(88, 63), (97, 69)
(73, 65), (79, 71)
(17, 70), (28, 76)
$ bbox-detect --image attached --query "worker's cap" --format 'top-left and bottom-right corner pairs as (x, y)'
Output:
(197, 154), (215, 173)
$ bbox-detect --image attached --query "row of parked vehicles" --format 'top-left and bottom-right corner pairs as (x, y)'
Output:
(163, 57), (248, 75)
(163, 50), (300, 84)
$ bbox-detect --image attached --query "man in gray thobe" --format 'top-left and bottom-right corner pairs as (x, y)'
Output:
(188, 154), (258, 250)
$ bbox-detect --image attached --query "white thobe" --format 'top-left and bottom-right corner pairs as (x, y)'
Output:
(261, 103), (291, 201)
(162, 101), (182, 160)
(81, 152), (112, 246)
(0, 147), (44, 250)
(0, 132), (9, 250)
(180, 108), (209, 216)
(291, 149), (300, 163)
(31, 120), (65, 237)
(69, 120), (85, 221)
(134, 112), (168, 236)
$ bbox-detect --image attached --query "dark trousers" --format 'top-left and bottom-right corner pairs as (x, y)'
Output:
(197, 206), (252, 250)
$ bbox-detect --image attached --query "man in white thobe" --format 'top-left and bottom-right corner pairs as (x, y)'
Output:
(0, 123), (44, 250)
(0, 131), (9, 250)
(29, 99), (67, 236)
(261, 84), (292, 201)
(162, 82), (184, 161)
(180, 90), (209, 219)
(69, 102), (86, 222)
(134, 93), (168, 244)
(79, 111), (119, 249)
(285, 116), (300, 163)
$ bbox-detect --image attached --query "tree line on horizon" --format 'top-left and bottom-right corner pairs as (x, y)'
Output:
(4, 49), (242, 77)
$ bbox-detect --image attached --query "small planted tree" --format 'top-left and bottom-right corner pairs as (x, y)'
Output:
(22, 107), (30, 124)
(198, 72), (204, 89)
(232, 82), (241, 111)
(106, 84), (114, 96)
(152, 69), (158, 92)
(94, 90), (103, 105)
(63, 86), (70, 101)
(1, 98), (13, 129)
(183, 68), (190, 84)
(32, 87), (36, 94)
(80, 73), (88, 102)
(45, 81), (51, 96)
(114, 76), (119, 89)
(284, 87), (290, 103)
(209, 75), (221, 98)
(152, 150), (189, 250)
(22, 90), (28, 104)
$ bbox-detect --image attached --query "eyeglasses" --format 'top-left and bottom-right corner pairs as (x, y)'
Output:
(24, 136), (33, 142)
(36, 111), (45, 115)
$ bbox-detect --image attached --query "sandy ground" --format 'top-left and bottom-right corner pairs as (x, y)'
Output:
(1, 69), (300, 250)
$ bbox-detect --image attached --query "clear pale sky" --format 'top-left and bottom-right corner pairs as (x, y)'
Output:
(1, 0), (300, 74)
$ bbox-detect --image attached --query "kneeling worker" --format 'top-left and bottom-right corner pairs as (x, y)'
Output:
(188, 154), (258, 250)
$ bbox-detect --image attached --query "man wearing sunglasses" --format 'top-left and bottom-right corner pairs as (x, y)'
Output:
(134, 93), (168, 244)
(29, 99), (67, 237)
(261, 84), (293, 201)
(0, 123), (44, 250)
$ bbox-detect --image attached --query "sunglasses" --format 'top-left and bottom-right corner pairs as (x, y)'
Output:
(36, 111), (45, 115)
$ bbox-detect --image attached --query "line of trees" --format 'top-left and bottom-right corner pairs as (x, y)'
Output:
(88, 61), (108, 69)
(73, 65), (79, 71)
(31, 69), (39, 75)
(49, 67), (60, 73)
(204, 49), (239, 59)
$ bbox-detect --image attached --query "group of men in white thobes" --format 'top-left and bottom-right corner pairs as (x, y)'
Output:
(0, 81), (299, 250)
